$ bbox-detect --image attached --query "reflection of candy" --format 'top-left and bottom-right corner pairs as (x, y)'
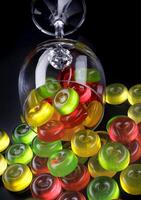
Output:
(0, 153), (7, 176)
(37, 78), (61, 98)
(87, 176), (120, 200)
(25, 101), (54, 127)
(88, 155), (116, 178)
(60, 164), (90, 191)
(31, 156), (49, 175)
(32, 137), (62, 158)
(38, 120), (65, 142)
(0, 129), (10, 152)
(120, 164), (141, 195)
(61, 104), (87, 129)
(62, 124), (85, 141)
(106, 115), (125, 131)
(12, 123), (37, 144)
(128, 103), (141, 123)
(83, 100), (103, 128)
(106, 83), (128, 105)
(128, 84), (141, 105)
(2, 164), (33, 192)
(95, 131), (110, 146)
(87, 68), (101, 83)
(31, 174), (62, 200)
(98, 142), (130, 172)
(71, 129), (101, 157)
(109, 116), (138, 144)
(47, 149), (78, 177)
(54, 88), (79, 115)
(125, 140), (141, 163)
(6, 143), (33, 165)
(57, 191), (86, 200)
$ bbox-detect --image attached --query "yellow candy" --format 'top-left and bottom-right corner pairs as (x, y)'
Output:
(0, 129), (10, 152)
(83, 100), (103, 128)
(25, 101), (54, 127)
(71, 129), (101, 157)
(0, 154), (7, 176)
(27, 89), (42, 108)
(128, 84), (141, 105)
(2, 163), (33, 192)
(128, 103), (141, 123)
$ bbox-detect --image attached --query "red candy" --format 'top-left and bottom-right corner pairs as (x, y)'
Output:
(31, 156), (49, 175)
(38, 120), (64, 142)
(109, 116), (138, 144)
(87, 83), (104, 103)
(31, 174), (62, 200)
(137, 122), (141, 144)
(61, 104), (87, 129)
(57, 191), (86, 200)
(58, 67), (74, 88)
(126, 140), (141, 163)
(60, 164), (90, 191)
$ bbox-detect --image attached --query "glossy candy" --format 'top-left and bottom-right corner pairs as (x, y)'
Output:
(25, 101), (54, 127)
(128, 103), (141, 123)
(87, 176), (120, 200)
(31, 156), (49, 175)
(47, 149), (78, 177)
(98, 142), (130, 172)
(88, 155), (116, 178)
(106, 115), (126, 131)
(2, 163), (33, 192)
(58, 66), (74, 88)
(61, 104), (87, 129)
(128, 84), (141, 105)
(57, 191), (86, 200)
(27, 89), (41, 108)
(32, 136), (62, 157)
(12, 123), (37, 144)
(60, 164), (90, 191)
(108, 116), (138, 144)
(125, 140), (141, 163)
(71, 129), (101, 157)
(0, 153), (7, 176)
(38, 120), (65, 142)
(6, 143), (33, 165)
(120, 164), (141, 195)
(37, 78), (61, 98)
(87, 68), (101, 83)
(83, 100), (103, 128)
(31, 174), (62, 200)
(54, 88), (79, 115)
(137, 122), (141, 143)
(106, 83), (128, 105)
(0, 129), (10, 152)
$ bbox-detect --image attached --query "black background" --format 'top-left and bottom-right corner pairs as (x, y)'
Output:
(0, 0), (141, 199)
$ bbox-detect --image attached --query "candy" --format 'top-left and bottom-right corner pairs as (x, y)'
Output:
(47, 149), (78, 177)
(53, 88), (79, 115)
(87, 176), (120, 200)
(60, 164), (90, 191)
(83, 100), (103, 128)
(128, 103), (141, 123)
(0, 129), (10, 152)
(38, 120), (65, 142)
(106, 83), (128, 105)
(37, 78), (61, 98)
(31, 174), (62, 200)
(12, 123), (37, 144)
(88, 155), (116, 178)
(32, 136), (62, 157)
(25, 101), (54, 127)
(57, 191), (86, 200)
(0, 153), (7, 176)
(125, 140), (141, 163)
(120, 164), (141, 195)
(87, 68), (101, 83)
(27, 89), (41, 108)
(2, 163), (32, 192)
(95, 131), (110, 146)
(98, 142), (130, 172)
(31, 156), (49, 175)
(137, 122), (141, 143)
(60, 104), (87, 129)
(71, 129), (101, 157)
(106, 115), (126, 131)
(128, 84), (141, 105)
(108, 116), (138, 144)
(6, 143), (33, 165)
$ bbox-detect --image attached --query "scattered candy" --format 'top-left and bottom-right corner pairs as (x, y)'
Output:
(125, 140), (141, 163)
(0, 129), (10, 152)
(57, 191), (86, 200)
(0, 153), (7, 176)
(31, 156), (49, 175)
(128, 103), (141, 123)
(128, 84), (141, 105)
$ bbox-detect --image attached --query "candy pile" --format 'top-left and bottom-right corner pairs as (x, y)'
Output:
(1, 80), (141, 200)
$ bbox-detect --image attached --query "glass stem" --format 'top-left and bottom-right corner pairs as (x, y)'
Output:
(54, 20), (64, 38)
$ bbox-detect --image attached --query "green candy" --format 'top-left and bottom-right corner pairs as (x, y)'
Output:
(47, 149), (78, 177)
(32, 136), (62, 157)
(87, 176), (120, 200)
(12, 123), (37, 145)
(6, 143), (33, 165)
(87, 68), (101, 83)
